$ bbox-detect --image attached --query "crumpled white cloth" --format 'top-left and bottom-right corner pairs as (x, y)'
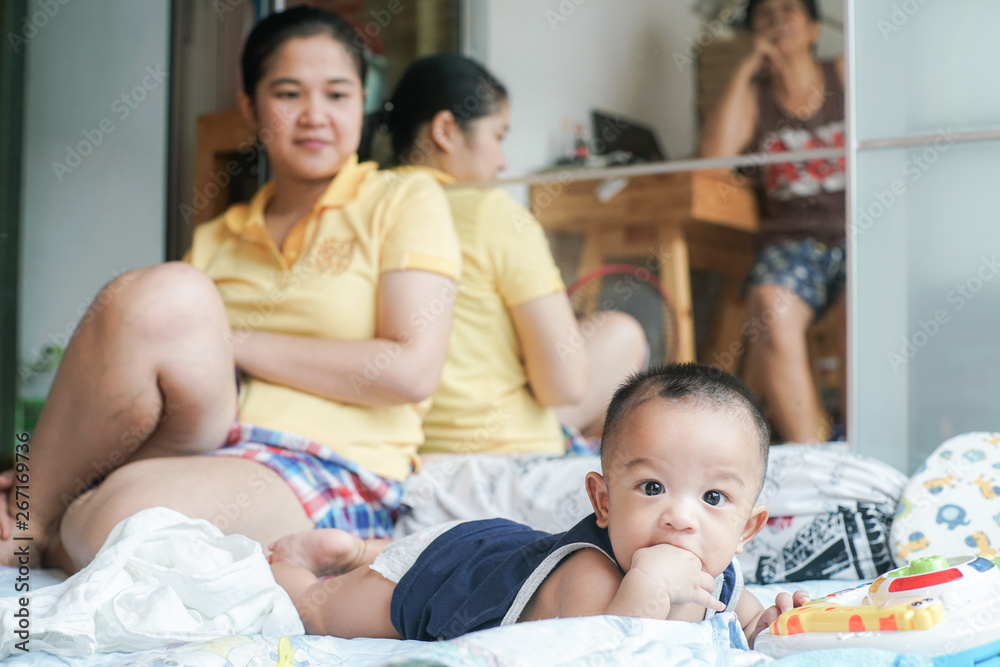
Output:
(0, 507), (303, 658)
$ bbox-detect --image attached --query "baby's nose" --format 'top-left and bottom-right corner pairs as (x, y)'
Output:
(660, 502), (696, 531)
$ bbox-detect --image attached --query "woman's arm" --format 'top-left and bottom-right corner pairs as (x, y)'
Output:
(233, 270), (455, 407)
(699, 37), (780, 158)
(509, 292), (589, 407)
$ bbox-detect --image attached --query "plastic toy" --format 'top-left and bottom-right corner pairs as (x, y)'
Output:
(755, 555), (1000, 663)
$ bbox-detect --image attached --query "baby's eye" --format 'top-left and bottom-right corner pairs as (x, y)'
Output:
(641, 481), (664, 496)
(703, 490), (725, 506)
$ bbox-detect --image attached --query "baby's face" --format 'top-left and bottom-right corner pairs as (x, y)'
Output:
(595, 399), (766, 578)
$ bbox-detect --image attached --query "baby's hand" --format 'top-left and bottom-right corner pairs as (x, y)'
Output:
(751, 590), (811, 641)
(629, 544), (724, 613)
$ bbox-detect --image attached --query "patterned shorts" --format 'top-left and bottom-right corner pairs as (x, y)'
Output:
(206, 422), (403, 538)
(746, 239), (846, 318)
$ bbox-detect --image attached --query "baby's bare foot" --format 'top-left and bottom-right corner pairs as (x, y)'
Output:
(269, 529), (365, 576)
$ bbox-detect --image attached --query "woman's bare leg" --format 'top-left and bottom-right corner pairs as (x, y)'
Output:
(271, 561), (401, 638)
(57, 456), (314, 572)
(742, 284), (825, 443)
(0, 262), (238, 566)
(555, 311), (648, 435)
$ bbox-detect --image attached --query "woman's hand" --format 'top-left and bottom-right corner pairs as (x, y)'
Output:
(698, 36), (779, 157)
(744, 35), (787, 81)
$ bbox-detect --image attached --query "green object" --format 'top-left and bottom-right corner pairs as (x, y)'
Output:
(17, 397), (44, 434)
(16, 344), (63, 434)
(24, 344), (63, 373)
(889, 555), (950, 577)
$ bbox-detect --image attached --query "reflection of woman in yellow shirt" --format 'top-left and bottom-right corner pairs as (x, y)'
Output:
(0, 7), (459, 572)
(385, 54), (648, 456)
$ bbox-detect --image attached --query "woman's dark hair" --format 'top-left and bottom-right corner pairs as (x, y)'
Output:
(241, 6), (365, 100)
(385, 53), (508, 160)
(745, 0), (820, 27)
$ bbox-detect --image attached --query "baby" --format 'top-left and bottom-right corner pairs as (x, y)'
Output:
(270, 363), (802, 647)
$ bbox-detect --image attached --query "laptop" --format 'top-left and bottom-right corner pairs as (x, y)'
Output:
(590, 110), (667, 163)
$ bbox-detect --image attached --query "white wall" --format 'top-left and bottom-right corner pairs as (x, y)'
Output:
(479, 0), (844, 179)
(18, 0), (169, 398)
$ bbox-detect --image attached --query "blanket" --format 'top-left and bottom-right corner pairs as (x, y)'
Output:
(0, 541), (930, 667)
(0, 508), (302, 658)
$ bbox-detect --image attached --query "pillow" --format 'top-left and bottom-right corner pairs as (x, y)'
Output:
(739, 444), (907, 584)
(889, 432), (1000, 568)
(395, 454), (599, 538)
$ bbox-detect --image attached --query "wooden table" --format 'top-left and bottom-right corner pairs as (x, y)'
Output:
(529, 168), (759, 364)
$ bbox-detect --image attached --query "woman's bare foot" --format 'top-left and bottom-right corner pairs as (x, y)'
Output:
(268, 529), (368, 576)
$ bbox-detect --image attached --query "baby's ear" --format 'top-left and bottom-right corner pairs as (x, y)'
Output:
(585, 471), (610, 528)
(736, 504), (769, 554)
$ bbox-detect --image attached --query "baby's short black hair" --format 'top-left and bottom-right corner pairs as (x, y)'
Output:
(600, 363), (770, 491)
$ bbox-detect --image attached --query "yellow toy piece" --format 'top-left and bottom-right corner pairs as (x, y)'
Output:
(757, 555), (1000, 658)
(770, 597), (944, 635)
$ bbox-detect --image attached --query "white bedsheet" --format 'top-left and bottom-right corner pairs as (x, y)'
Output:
(0, 508), (302, 658)
(0, 550), (932, 666)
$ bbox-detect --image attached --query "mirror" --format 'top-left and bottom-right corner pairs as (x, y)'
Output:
(168, 0), (847, 440)
(469, 0), (843, 178)
(168, 0), (847, 438)
(457, 0), (847, 442)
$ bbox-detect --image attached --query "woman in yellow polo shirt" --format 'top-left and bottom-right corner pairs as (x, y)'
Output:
(0, 7), (459, 572)
(385, 54), (648, 457)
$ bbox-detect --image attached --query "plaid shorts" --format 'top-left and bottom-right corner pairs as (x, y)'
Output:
(746, 239), (846, 318)
(206, 422), (403, 538)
